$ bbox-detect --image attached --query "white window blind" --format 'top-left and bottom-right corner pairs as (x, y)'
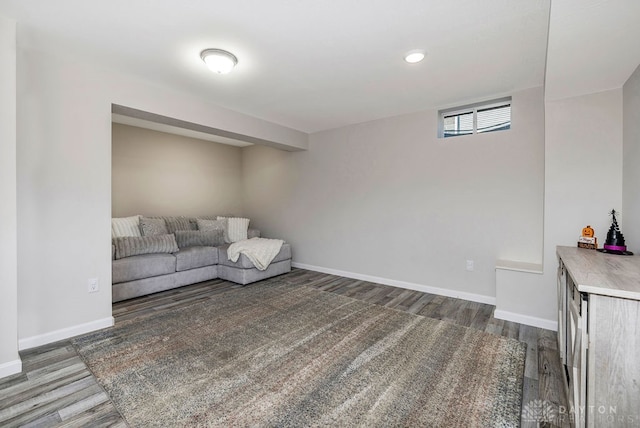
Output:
(477, 104), (511, 133)
(439, 97), (511, 138)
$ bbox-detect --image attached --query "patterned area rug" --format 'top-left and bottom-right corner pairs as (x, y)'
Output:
(73, 281), (525, 427)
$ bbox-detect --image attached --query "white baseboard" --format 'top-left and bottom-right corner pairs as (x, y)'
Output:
(292, 262), (496, 305)
(494, 309), (557, 331)
(19, 316), (114, 351)
(0, 358), (22, 379)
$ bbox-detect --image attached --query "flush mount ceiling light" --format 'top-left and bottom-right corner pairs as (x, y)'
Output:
(404, 50), (425, 64)
(200, 49), (238, 74)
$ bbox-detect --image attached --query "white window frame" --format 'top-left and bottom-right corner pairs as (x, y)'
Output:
(438, 97), (512, 138)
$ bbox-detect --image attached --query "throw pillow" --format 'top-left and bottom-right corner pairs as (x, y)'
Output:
(216, 217), (230, 243)
(174, 230), (225, 248)
(113, 234), (179, 259)
(196, 218), (226, 233)
(111, 215), (141, 238)
(196, 215), (221, 220)
(140, 217), (169, 236)
(165, 217), (197, 234)
(217, 216), (250, 243)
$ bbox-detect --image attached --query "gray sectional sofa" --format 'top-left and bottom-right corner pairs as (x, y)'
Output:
(111, 218), (292, 303)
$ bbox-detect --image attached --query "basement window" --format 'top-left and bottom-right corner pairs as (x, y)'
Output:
(438, 97), (511, 138)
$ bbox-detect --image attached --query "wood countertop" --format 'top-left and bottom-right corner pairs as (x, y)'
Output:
(557, 246), (640, 301)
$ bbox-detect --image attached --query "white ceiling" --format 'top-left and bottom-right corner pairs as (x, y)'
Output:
(0, 0), (638, 134)
(0, 0), (550, 133)
(545, 0), (640, 101)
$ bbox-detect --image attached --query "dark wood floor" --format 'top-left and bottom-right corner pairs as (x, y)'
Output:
(0, 268), (568, 427)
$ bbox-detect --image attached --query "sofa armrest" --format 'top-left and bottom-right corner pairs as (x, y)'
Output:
(248, 228), (261, 239)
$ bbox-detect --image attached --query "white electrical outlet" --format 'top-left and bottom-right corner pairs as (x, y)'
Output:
(88, 277), (99, 293)
(466, 260), (474, 271)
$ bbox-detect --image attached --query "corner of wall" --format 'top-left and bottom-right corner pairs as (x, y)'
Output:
(623, 62), (640, 253)
(0, 14), (20, 377)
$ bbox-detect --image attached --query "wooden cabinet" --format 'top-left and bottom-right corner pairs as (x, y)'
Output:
(557, 247), (640, 427)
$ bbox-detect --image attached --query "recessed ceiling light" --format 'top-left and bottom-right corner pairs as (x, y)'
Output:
(404, 51), (425, 64)
(200, 49), (238, 74)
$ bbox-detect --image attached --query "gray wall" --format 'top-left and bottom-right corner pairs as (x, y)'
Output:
(0, 15), (19, 375)
(541, 89), (623, 322)
(243, 87), (545, 300)
(16, 43), (303, 347)
(623, 63), (640, 253)
(494, 88), (624, 327)
(112, 124), (244, 218)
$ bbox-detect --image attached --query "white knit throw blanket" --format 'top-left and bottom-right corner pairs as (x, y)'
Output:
(227, 238), (284, 271)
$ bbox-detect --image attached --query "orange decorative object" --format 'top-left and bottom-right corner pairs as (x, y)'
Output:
(582, 225), (595, 238)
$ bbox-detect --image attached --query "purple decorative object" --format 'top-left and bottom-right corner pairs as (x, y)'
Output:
(597, 209), (634, 255)
(603, 244), (627, 251)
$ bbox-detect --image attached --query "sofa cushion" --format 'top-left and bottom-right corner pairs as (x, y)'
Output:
(111, 215), (141, 238)
(113, 234), (179, 259)
(218, 243), (291, 269)
(112, 265), (218, 302)
(218, 259), (291, 285)
(174, 230), (225, 248)
(140, 217), (168, 236)
(112, 253), (177, 284)
(175, 246), (219, 272)
(165, 217), (197, 234)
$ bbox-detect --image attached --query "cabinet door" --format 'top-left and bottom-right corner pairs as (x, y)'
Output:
(588, 295), (640, 428)
(557, 259), (567, 364)
(566, 281), (588, 427)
